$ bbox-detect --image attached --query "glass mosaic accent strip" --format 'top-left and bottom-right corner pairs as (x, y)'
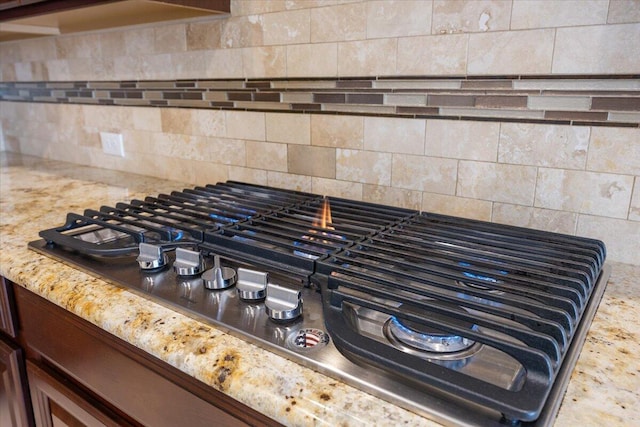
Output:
(0, 76), (638, 127)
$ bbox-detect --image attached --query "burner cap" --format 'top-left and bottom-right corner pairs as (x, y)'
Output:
(385, 302), (477, 354)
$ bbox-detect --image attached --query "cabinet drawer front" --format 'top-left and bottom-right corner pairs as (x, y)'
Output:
(14, 285), (275, 427)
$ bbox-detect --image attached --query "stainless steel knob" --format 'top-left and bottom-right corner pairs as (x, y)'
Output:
(265, 283), (303, 322)
(202, 255), (237, 290)
(173, 248), (205, 276)
(236, 268), (267, 301)
(137, 243), (168, 271)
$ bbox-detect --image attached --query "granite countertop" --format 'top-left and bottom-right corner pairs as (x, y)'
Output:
(1, 152), (638, 426)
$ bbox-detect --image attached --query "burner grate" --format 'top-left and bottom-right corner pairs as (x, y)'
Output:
(315, 212), (606, 423)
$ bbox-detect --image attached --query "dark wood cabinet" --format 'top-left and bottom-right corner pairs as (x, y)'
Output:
(0, 329), (33, 427)
(3, 277), (280, 427)
(0, 276), (18, 338)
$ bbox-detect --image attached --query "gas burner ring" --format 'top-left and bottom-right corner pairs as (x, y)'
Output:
(455, 280), (505, 295)
(383, 309), (482, 360)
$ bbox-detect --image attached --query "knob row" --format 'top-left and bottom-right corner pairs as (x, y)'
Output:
(136, 244), (302, 322)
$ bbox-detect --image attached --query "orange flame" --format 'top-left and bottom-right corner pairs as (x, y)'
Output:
(315, 197), (334, 230)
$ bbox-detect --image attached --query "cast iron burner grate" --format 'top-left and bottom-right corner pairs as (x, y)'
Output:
(315, 212), (606, 423)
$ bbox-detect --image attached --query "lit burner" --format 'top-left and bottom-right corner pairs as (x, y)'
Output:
(293, 197), (345, 259)
(385, 303), (477, 354)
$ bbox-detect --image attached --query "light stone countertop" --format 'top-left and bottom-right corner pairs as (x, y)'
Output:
(1, 152), (638, 427)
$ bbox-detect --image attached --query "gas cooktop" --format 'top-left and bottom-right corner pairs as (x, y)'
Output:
(29, 181), (610, 427)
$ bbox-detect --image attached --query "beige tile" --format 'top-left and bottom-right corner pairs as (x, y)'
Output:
(242, 46), (287, 78)
(201, 137), (246, 166)
(161, 108), (193, 135)
(194, 160), (229, 186)
(191, 109), (226, 138)
(312, 177), (363, 200)
(221, 15), (264, 48)
(83, 105), (134, 132)
(392, 154), (457, 194)
(231, 0), (287, 16)
(608, 0), (640, 23)
(132, 107), (162, 132)
(421, 193), (492, 221)
(203, 48), (244, 79)
(288, 145), (336, 178)
(245, 141), (287, 172)
(457, 161), (537, 205)
(397, 34), (467, 75)
(311, 115), (364, 149)
(336, 149), (392, 185)
(228, 166), (268, 185)
(311, 2), (366, 42)
(287, 43), (337, 77)
(362, 184), (422, 210)
(425, 120), (499, 161)
(266, 113), (310, 144)
(535, 168), (634, 219)
(492, 203), (578, 235)
(630, 176), (640, 221)
(364, 117), (425, 155)
(55, 34), (102, 59)
(468, 29), (554, 74)
(587, 127), (640, 175)
(514, 79), (640, 91)
(153, 133), (208, 161)
(511, 0), (608, 29)
(123, 27), (156, 56)
(499, 123), (590, 169)
(432, 0), (511, 34)
(337, 38), (396, 76)
(608, 112), (640, 123)
(187, 19), (223, 50)
(171, 51), (205, 79)
(19, 37), (56, 62)
(553, 23), (640, 74)
(226, 111), (266, 141)
(366, 0), (432, 38)
(577, 215), (640, 265)
(99, 31), (126, 58)
(267, 171), (312, 192)
(262, 9), (310, 45)
(154, 23), (187, 53)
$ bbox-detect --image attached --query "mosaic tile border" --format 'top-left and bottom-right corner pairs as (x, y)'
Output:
(1, 75), (638, 127)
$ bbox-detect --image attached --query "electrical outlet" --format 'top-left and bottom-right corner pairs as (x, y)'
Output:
(100, 132), (125, 157)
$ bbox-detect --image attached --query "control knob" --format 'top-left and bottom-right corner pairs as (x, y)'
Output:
(173, 248), (205, 276)
(236, 268), (267, 301)
(265, 283), (303, 322)
(137, 243), (168, 271)
(202, 255), (237, 290)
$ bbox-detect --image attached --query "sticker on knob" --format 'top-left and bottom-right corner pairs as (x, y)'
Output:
(287, 328), (329, 352)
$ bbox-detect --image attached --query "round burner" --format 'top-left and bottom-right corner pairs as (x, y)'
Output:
(455, 280), (505, 295)
(384, 302), (477, 354)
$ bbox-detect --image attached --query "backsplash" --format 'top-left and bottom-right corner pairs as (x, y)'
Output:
(0, 0), (639, 266)
(1, 76), (639, 126)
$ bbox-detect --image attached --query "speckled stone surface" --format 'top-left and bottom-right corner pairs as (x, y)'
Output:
(1, 152), (638, 426)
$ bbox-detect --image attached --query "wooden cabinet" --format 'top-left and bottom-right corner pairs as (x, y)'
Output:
(0, 276), (18, 338)
(5, 278), (280, 427)
(0, 336), (33, 427)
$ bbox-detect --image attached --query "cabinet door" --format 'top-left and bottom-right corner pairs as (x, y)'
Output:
(0, 335), (33, 427)
(27, 360), (137, 427)
(0, 276), (18, 338)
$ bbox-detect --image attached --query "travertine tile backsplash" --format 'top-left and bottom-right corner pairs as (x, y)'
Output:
(0, 0), (639, 266)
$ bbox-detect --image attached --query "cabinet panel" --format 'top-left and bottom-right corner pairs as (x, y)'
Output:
(27, 360), (134, 427)
(0, 335), (33, 427)
(0, 276), (18, 338)
(13, 284), (278, 427)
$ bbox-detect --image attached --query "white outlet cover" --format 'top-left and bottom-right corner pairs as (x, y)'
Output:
(100, 132), (125, 157)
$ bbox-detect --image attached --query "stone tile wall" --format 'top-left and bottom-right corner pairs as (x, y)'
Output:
(0, 0), (639, 265)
